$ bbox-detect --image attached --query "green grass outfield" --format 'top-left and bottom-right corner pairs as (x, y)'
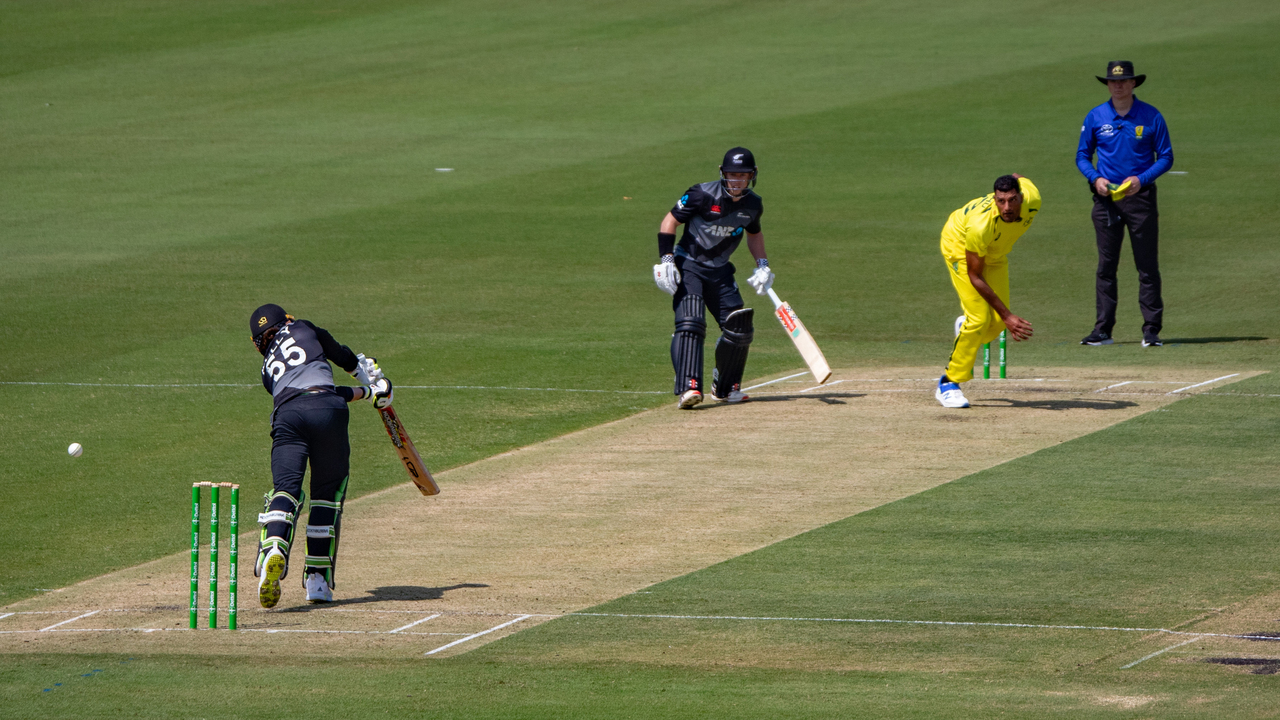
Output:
(3, 0), (1279, 716)
(8, 380), (1280, 717)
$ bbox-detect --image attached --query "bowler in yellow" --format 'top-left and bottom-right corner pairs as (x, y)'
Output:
(936, 174), (1041, 408)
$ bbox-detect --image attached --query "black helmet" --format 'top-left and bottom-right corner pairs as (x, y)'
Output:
(250, 303), (289, 354)
(720, 147), (757, 199)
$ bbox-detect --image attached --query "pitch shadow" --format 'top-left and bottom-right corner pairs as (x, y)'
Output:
(974, 398), (1139, 411)
(1205, 657), (1280, 675)
(698, 392), (864, 408)
(1164, 336), (1267, 344)
(276, 583), (489, 612)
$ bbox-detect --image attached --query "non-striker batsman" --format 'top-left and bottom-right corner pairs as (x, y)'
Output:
(936, 175), (1041, 408)
(248, 304), (393, 606)
(653, 147), (774, 408)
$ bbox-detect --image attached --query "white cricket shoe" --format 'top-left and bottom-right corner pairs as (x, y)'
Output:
(258, 547), (286, 609)
(710, 383), (749, 403)
(935, 376), (970, 408)
(954, 314), (965, 338)
(305, 572), (333, 603)
(677, 389), (703, 409)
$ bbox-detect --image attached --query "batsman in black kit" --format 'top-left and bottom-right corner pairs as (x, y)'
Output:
(248, 304), (393, 607)
(654, 147), (775, 409)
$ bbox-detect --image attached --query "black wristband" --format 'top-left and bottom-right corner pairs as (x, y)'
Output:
(658, 232), (676, 258)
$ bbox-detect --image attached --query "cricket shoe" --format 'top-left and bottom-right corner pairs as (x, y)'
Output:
(1142, 334), (1163, 347)
(710, 384), (749, 403)
(677, 389), (703, 409)
(305, 572), (333, 603)
(258, 547), (286, 609)
(1080, 332), (1114, 346)
(935, 376), (970, 408)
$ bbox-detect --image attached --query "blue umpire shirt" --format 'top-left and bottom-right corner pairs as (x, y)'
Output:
(1075, 97), (1174, 187)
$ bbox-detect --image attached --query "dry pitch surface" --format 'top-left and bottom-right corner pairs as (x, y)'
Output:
(0, 366), (1257, 660)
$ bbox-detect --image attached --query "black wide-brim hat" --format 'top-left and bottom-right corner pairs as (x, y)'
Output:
(1097, 60), (1146, 87)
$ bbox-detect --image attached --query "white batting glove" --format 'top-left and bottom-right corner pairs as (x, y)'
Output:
(361, 354), (384, 383)
(747, 263), (774, 296)
(352, 353), (373, 384)
(369, 377), (394, 409)
(653, 257), (681, 296)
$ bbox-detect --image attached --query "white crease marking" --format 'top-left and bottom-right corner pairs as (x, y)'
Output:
(38, 610), (99, 632)
(424, 615), (533, 656)
(1121, 636), (1203, 668)
(799, 379), (846, 393)
(1169, 374), (1240, 394)
(388, 613), (442, 634)
(741, 372), (810, 392)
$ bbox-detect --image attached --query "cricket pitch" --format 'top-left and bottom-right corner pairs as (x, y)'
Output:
(0, 366), (1257, 659)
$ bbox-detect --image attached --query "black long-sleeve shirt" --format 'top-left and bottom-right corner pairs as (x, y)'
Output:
(259, 320), (359, 408)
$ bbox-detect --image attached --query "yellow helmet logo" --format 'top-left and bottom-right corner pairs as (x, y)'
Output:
(257, 316), (268, 327)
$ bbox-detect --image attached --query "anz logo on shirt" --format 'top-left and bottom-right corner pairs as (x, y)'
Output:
(1098, 123), (1117, 138)
(677, 194), (689, 209)
(705, 224), (744, 238)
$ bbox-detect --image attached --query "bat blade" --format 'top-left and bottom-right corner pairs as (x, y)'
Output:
(768, 290), (832, 384)
(377, 406), (440, 496)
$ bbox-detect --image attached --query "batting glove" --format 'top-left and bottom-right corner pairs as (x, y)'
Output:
(369, 377), (394, 409)
(747, 263), (774, 296)
(653, 257), (681, 296)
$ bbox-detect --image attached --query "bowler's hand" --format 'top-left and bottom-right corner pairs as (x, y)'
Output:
(1094, 177), (1111, 197)
(1003, 315), (1033, 342)
(1122, 176), (1141, 196)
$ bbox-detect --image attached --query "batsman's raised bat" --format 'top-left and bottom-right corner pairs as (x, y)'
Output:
(377, 406), (440, 496)
(766, 287), (832, 384)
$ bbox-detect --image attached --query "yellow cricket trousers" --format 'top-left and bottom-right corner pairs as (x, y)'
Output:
(945, 257), (1010, 383)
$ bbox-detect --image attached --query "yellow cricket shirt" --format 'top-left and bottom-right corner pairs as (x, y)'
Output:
(939, 177), (1041, 264)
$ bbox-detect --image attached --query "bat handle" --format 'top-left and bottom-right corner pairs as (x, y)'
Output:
(766, 288), (784, 310)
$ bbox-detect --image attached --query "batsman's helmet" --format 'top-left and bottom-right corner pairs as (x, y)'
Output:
(720, 147), (757, 199)
(250, 303), (290, 354)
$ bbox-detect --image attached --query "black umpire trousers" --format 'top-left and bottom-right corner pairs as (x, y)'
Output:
(1091, 183), (1163, 337)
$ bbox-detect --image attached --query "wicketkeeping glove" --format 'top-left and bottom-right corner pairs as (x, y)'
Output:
(653, 256), (681, 296)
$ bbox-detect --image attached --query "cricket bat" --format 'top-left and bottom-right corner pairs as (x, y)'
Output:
(377, 405), (440, 496)
(766, 287), (832, 384)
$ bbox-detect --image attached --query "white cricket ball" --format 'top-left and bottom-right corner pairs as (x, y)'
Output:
(68, 443), (83, 458)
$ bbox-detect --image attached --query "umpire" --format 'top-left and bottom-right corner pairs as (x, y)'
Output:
(1076, 60), (1174, 347)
